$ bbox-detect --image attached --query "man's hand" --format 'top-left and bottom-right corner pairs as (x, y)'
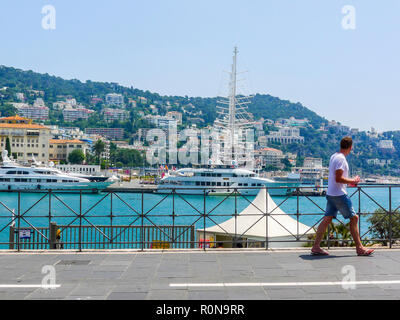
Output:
(353, 176), (361, 185)
(336, 170), (361, 186)
(348, 175), (361, 187)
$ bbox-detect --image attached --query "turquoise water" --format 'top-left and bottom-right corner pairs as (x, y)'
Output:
(0, 187), (399, 248)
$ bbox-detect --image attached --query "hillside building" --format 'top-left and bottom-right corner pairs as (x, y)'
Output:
(85, 128), (124, 140)
(265, 127), (304, 144)
(49, 139), (89, 163)
(63, 106), (95, 122)
(105, 93), (124, 106)
(0, 115), (50, 163)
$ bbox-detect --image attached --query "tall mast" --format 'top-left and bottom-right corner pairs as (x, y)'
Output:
(214, 47), (254, 166)
(229, 47), (238, 162)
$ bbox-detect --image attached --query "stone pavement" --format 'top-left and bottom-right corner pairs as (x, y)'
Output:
(1, 249), (400, 300)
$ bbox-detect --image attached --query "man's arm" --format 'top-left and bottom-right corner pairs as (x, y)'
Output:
(335, 169), (360, 185)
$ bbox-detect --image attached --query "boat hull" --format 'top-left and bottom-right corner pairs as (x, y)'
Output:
(156, 185), (296, 196)
(0, 181), (114, 193)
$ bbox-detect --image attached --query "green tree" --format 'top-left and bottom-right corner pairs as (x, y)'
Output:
(0, 103), (17, 117)
(367, 208), (400, 246)
(93, 139), (106, 164)
(5, 137), (11, 156)
(68, 149), (85, 164)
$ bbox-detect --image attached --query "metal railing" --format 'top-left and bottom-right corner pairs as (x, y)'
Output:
(0, 185), (398, 251)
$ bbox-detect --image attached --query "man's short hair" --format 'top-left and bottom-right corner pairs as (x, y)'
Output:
(340, 137), (353, 150)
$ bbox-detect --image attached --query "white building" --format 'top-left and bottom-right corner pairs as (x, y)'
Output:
(102, 108), (129, 122)
(62, 106), (95, 122)
(367, 159), (392, 167)
(166, 111), (183, 125)
(15, 104), (49, 121)
(265, 127), (304, 144)
(55, 164), (101, 175)
(378, 140), (395, 151)
(145, 115), (177, 128)
(303, 157), (323, 169)
(256, 147), (284, 167)
(33, 98), (45, 108)
(105, 93), (124, 106)
(15, 93), (25, 101)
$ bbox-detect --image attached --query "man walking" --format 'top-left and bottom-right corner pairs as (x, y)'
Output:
(311, 137), (374, 256)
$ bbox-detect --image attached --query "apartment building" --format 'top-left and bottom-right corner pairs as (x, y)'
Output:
(0, 115), (50, 163)
(62, 106), (95, 122)
(265, 127), (305, 144)
(13, 103), (49, 121)
(49, 139), (89, 163)
(102, 108), (129, 122)
(105, 93), (124, 106)
(84, 128), (124, 141)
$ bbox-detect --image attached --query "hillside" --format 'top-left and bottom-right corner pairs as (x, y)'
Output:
(0, 65), (398, 176)
(0, 65), (327, 128)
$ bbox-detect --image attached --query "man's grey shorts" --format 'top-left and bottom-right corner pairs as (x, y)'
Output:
(325, 194), (357, 220)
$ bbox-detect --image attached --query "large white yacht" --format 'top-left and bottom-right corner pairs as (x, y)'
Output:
(0, 151), (116, 192)
(157, 165), (298, 196)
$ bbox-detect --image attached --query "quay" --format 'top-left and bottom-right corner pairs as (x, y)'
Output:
(1, 249), (400, 300)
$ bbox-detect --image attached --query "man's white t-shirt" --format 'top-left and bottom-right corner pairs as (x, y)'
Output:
(327, 152), (349, 196)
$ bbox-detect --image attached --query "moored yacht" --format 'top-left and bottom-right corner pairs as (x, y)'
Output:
(0, 150), (116, 192)
(157, 165), (298, 196)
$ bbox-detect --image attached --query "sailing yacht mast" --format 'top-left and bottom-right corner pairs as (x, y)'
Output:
(229, 46), (238, 158)
(214, 47), (254, 166)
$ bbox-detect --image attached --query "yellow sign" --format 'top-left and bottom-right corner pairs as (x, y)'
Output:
(151, 241), (170, 249)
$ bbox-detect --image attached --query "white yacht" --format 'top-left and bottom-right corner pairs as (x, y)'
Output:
(0, 150), (116, 192)
(157, 165), (298, 196)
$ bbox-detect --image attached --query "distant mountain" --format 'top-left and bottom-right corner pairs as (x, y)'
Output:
(0, 65), (327, 127)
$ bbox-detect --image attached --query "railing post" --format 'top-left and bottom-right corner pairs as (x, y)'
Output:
(265, 187), (269, 250)
(172, 188), (175, 249)
(141, 190), (144, 251)
(358, 187), (361, 246)
(79, 190), (82, 252)
(9, 225), (14, 250)
(203, 189), (206, 251)
(234, 188), (238, 248)
(110, 192), (113, 249)
(17, 191), (20, 252)
(296, 187), (300, 242)
(48, 190), (52, 250)
(190, 226), (195, 249)
(49, 222), (57, 249)
(389, 186), (392, 249)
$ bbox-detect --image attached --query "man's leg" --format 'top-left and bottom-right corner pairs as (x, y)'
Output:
(349, 215), (363, 249)
(343, 196), (373, 255)
(312, 216), (333, 253)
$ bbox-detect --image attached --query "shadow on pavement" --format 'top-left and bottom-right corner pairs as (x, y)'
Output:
(299, 254), (357, 260)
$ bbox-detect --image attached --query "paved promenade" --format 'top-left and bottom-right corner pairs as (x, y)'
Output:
(1, 249), (400, 300)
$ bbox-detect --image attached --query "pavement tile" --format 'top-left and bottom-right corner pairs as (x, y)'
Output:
(69, 284), (114, 296)
(65, 295), (107, 300)
(265, 288), (306, 299)
(146, 289), (187, 300)
(187, 290), (228, 300)
(107, 292), (148, 300)
(305, 292), (355, 300)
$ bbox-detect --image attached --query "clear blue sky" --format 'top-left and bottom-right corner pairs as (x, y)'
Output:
(1, 0), (399, 131)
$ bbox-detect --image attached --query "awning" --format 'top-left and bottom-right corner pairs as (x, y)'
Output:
(198, 188), (315, 240)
